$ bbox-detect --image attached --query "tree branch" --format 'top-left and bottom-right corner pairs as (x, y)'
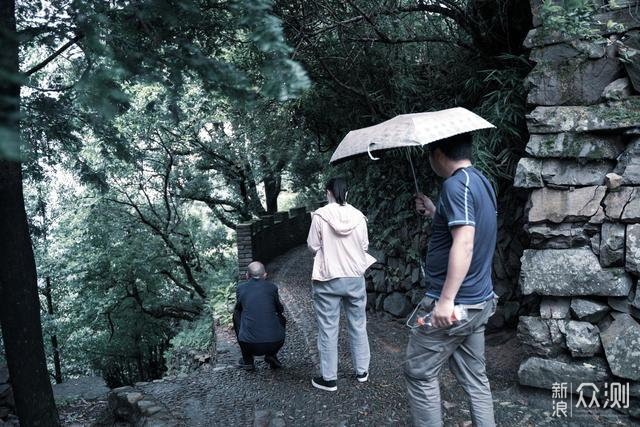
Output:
(23, 34), (83, 76)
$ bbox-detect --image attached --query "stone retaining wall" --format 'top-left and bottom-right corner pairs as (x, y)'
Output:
(236, 204), (322, 278)
(515, 0), (640, 416)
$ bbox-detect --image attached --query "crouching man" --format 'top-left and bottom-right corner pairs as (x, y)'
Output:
(234, 261), (286, 370)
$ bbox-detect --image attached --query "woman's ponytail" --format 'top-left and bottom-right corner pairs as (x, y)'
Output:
(325, 176), (348, 205)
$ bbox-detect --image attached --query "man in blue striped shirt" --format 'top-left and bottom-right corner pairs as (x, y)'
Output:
(404, 132), (498, 427)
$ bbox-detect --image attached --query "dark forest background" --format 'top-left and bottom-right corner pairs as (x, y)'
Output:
(1, 0), (593, 423)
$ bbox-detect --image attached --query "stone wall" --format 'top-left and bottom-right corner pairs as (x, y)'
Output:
(236, 204), (321, 278)
(515, 0), (640, 417)
(0, 366), (17, 426)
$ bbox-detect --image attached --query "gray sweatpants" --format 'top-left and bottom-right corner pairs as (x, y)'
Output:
(404, 296), (497, 427)
(312, 277), (370, 381)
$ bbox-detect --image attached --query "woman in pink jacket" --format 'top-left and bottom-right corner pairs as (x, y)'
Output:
(307, 176), (376, 392)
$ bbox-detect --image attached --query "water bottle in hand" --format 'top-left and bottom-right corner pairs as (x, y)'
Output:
(416, 305), (468, 328)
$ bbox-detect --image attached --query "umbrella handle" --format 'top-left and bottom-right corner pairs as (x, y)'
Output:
(367, 143), (380, 161)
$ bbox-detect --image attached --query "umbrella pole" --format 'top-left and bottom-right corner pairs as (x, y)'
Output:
(406, 150), (427, 281)
(406, 150), (421, 194)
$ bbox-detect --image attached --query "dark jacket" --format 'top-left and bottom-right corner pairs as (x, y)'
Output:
(235, 278), (285, 343)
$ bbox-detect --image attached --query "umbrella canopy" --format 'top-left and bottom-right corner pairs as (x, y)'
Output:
(329, 107), (495, 164)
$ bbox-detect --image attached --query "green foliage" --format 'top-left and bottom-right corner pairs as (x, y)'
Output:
(16, 0), (312, 385)
(209, 280), (237, 326)
(166, 313), (214, 355)
(464, 54), (530, 187)
(540, 0), (599, 39)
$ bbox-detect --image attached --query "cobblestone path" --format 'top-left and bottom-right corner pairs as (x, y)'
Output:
(134, 246), (638, 426)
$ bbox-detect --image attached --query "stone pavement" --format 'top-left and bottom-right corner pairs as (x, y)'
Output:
(102, 246), (638, 426)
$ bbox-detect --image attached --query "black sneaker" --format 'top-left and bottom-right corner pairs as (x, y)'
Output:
(356, 371), (369, 383)
(237, 358), (255, 371)
(264, 354), (283, 369)
(311, 376), (337, 392)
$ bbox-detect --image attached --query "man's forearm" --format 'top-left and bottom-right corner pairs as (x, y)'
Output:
(440, 237), (473, 302)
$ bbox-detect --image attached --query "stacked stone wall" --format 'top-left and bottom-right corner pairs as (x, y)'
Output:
(236, 204), (321, 278)
(515, 0), (640, 417)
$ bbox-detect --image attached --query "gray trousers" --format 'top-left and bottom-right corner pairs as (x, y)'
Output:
(312, 277), (370, 381)
(404, 296), (497, 427)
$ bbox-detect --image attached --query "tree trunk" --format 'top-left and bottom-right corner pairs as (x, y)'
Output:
(45, 277), (62, 384)
(0, 0), (60, 424)
(263, 173), (281, 214)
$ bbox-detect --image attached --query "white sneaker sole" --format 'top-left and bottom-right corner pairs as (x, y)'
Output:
(357, 373), (369, 383)
(311, 379), (337, 391)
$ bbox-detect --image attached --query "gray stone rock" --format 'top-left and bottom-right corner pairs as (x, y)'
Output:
(513, 158), (543, 188)
(589, 206), (606, 225)
(600, 313), (640, 380)
(525, 133), (623, 160)
(515, 158), (613, 187)
(608, 285), (636, 313)
(603, 187), (636, 220)
(527, 186), (606, 224)
(548, 318), (567, 347)
(518, 356), (610, 393)
(540, 297), (571, 319)
(614, 138), (640, 185)
(52, 376), (110, 403)
(627, 224), (640, 274)
(383, 292), (412, 318)
(408, 288), (424, 305)
(520, 248), (633, 296)
(571, 298), (610, 323)
(605, 172), (623, 190)
(517, 316), (564, 357)
(529, 40), (607, 62)
(630, 381), (640, 398)
(598, 313), (614, 333)
(600, 222), (625, 267)
(527, 98), (640, 133)
(411, 267), (420, 284)
(542, 159), (614, 186)
(526, 223), (590, 249)
(372, 270), (386, 293)
(591, 233), (601, 257)
(399, 275), (414, 291)
(375, 294), (385, 311)
(526, 57), (623, 106)
(621, 30), (640, 92)
(369, 248), (385, 264)
(602, 77), (633, 101)
(565, 321), (601, 357)
(622, 195), (640, 223)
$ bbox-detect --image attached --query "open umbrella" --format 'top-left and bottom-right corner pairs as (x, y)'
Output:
(330, 107), (496, 192)
(331, 107), (496, 286)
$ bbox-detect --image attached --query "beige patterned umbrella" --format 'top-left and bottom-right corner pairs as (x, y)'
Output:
(330, 107), (495, 164)
(329, 107), (495, 192)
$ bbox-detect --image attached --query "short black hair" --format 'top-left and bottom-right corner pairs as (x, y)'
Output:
(428, 132), (473, 161)
(325, 176), (347, 205)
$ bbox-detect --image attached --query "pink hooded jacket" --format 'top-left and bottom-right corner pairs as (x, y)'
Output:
(307, 203), (377, 282)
